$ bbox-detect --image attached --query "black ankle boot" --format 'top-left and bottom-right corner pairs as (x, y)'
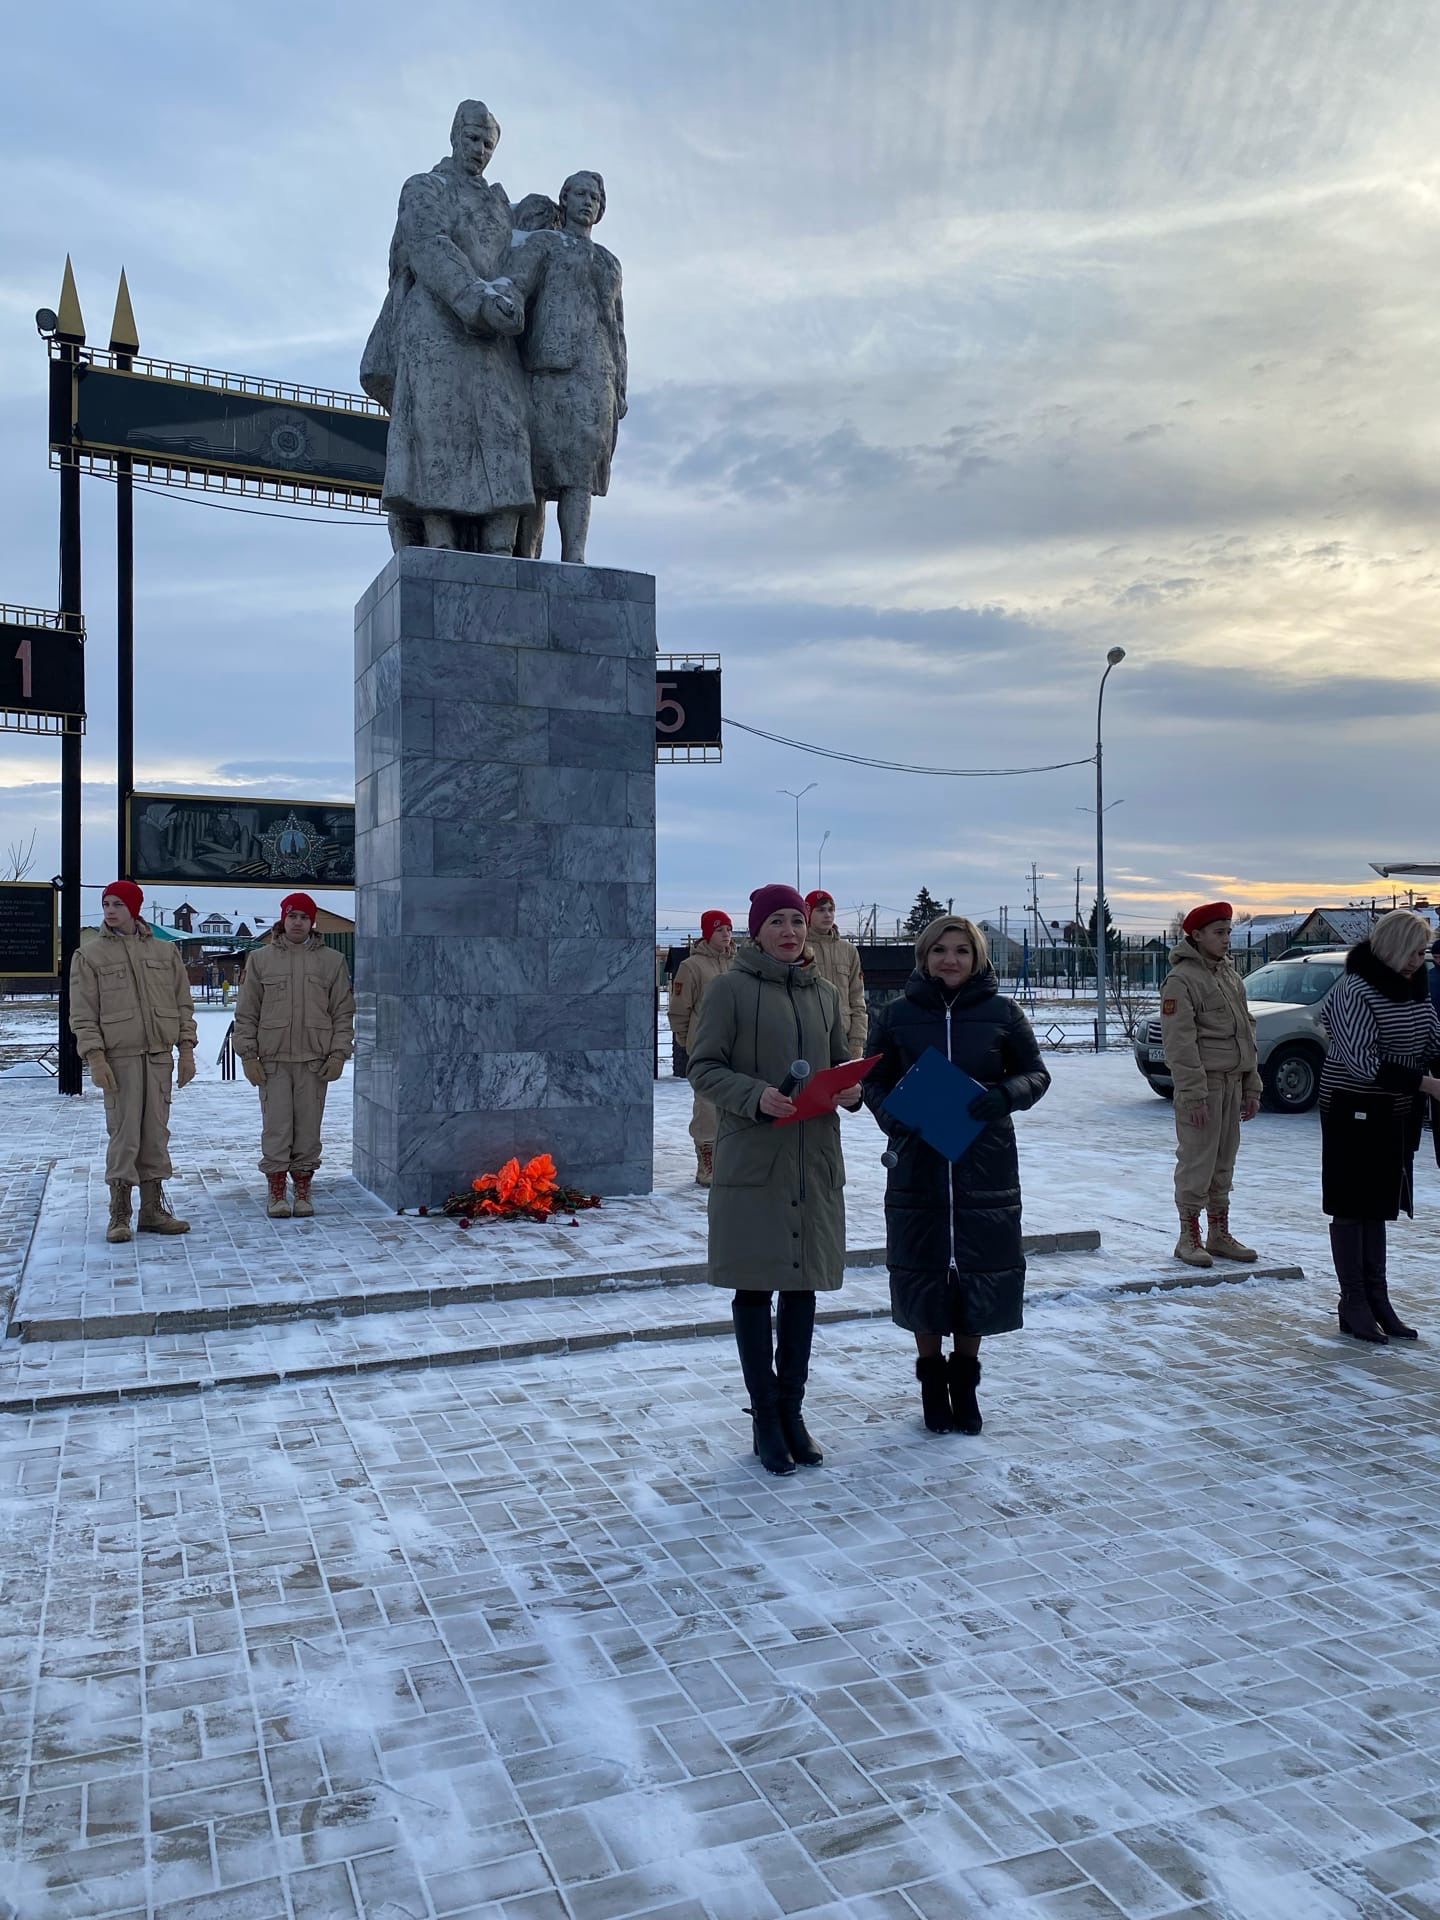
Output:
(1367, 1283), (1417, 1340)
(1332, 1221), (1387, 1343)
(776, 1291), (822, 1465)
(750, 1404), (797, 1475)
(778, 1403), (823, 1466)
(732, 1293), (795, 1475)
(1362, 1221), (1417, 1339)
(947, 1352), (983, 1434)
(916, 1355), (953, 1432)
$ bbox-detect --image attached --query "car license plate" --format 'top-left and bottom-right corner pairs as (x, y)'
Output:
(1147, 1047), (1166, 1065)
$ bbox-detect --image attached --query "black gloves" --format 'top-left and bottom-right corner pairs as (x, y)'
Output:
(672, 1042), (689, 1079)
(968, 1087), (1009, 1124)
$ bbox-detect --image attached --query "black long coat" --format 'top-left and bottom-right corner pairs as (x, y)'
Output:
(863, 966), (1050, 1337)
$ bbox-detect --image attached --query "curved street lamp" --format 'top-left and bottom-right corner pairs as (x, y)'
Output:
(1094, 647), (1126, 1052)
(778, 783), (817, 892)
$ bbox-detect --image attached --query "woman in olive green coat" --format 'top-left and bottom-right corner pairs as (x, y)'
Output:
(687, 884), (860, 1476)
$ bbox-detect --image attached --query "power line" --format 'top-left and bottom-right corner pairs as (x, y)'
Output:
(85, 469), (381, 528)
(723, 717), (1094, 778)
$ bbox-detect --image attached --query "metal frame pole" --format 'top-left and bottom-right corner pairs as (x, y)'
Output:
(57, 357), (83, 1096)
(116, 443), (133, 875)
(111, 278), (137, 874)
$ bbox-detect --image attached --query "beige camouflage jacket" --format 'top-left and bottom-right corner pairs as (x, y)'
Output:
(69, 922), (197, 1059)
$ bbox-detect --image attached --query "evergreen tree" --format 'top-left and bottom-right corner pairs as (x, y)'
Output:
(903, 887), (947, 937)
(1086, 896), (1119, 952)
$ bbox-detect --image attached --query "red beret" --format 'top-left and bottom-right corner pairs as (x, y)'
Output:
(1183, 901), (1233, 934)
(102, 880), (143, 919)
(280, 892), (319, 923)
(700, 910), (732, 942)
(804, 890), (834, 913)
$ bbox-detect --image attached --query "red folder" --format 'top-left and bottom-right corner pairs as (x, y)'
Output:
(774, 1053), (882, 1125)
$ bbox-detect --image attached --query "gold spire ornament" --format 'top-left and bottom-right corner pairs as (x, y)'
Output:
(55, 255), (86, 343)
(108, 268), (139, 355)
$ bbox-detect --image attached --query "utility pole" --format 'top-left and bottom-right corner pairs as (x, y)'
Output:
(1030, 865), (1044, 988)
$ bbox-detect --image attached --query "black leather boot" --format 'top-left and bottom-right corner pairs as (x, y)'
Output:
(1362, 1221), (1417, 1340)
(916, 1355), (953, 1433)
(947, 1352), (983, 1434)
(732, 1292), (795, 1475)
(775, 1291), (822, 1465)
(1332, 1220), (1386, 1343)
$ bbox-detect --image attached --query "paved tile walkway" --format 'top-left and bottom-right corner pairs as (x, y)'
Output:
(3, 1275), (1440, 1919)
(4, 1049), (1440, 1915)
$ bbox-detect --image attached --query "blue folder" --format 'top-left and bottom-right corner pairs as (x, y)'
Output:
(881, 1046), (990, 1164)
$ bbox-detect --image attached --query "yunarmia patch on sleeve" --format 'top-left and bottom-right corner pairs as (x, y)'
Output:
(1162, 997), (1177, 1015)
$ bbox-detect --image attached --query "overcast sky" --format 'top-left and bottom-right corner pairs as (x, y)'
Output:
(3, 0), (1439, 940)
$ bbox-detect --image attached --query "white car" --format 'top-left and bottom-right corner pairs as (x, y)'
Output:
(1134, 950), (1349, 1114)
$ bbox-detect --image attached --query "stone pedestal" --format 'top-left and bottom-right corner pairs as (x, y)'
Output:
(352, 549), (656, 1208)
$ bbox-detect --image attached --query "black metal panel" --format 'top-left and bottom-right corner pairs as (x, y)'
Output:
(68, 364), (387, 493)
(0, 884), (58, 977)
(0, 614), (84, 729)
(128, 791), (356, 889)
(655, 663), (721, 753)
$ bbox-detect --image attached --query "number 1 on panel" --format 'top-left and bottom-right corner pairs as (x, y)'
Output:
(14, 639), (30, 700)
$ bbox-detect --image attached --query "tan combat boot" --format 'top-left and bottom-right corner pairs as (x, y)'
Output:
(1174, 1212), (1213, 1269)
(137, 1180), (190, 1234)
(695, 1143), (714, 1189)
(266, 1172), (292, 1218)
(106, 1181), (133, 1244)
(1205, 1207), (1257, 1263)
(291, 1172), (315, 1217)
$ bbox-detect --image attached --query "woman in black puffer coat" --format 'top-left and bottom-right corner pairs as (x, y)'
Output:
(863, 916), (1050, 1435)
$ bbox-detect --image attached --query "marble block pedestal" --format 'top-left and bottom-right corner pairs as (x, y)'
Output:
(352, 548), (656, 1209)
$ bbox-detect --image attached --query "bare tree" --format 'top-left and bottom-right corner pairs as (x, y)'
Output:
(2, 831), (38, 882)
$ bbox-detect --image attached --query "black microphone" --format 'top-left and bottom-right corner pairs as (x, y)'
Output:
(881, 1147), (899, 1168)
(777, 1059), (811, 1099)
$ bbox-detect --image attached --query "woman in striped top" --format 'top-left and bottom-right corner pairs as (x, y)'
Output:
(1318, 909), (1440, 1342)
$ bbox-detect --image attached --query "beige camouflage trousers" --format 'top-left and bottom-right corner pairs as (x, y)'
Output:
(258, 1062), (330, 1175)
(688, 1090), (718, 1149)
(1173, 1069), (1244, 1215)
(102, 1053), (174, 1184)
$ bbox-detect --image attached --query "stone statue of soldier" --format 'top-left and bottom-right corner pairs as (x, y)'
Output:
(361, 100), (535, 554)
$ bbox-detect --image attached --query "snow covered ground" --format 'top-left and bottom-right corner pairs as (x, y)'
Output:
(2, 1015), (1440, 1917)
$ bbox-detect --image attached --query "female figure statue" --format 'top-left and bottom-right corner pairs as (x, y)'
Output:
(509, 170), (627, 563)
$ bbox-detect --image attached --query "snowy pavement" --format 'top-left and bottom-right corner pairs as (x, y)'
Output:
(3, 1029), (1440, 1917)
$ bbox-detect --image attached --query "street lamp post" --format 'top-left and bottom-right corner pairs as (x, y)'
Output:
(778, 783), (816, 893)
(817, 829), (831, 893)
(1094, 647), (1126, 1052)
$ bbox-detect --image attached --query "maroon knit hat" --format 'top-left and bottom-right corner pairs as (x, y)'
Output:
(280, 892), (319, 923)
(102, 880), (143, 919)
(748, 884), (809, 938)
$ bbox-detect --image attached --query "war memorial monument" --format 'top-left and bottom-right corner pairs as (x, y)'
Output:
(351, 99), (655, 1210)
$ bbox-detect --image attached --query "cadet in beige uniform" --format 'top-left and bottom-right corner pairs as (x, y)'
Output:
(233, 892), (354, 1217)
(69, 880), (197, 1243)
(805, 891), (869, 1060)
(668, 910), (733, 1187)
(1160, 901), (1263, 1268)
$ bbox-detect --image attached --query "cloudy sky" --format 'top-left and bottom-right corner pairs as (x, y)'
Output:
(3, 0), (1440, 941)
